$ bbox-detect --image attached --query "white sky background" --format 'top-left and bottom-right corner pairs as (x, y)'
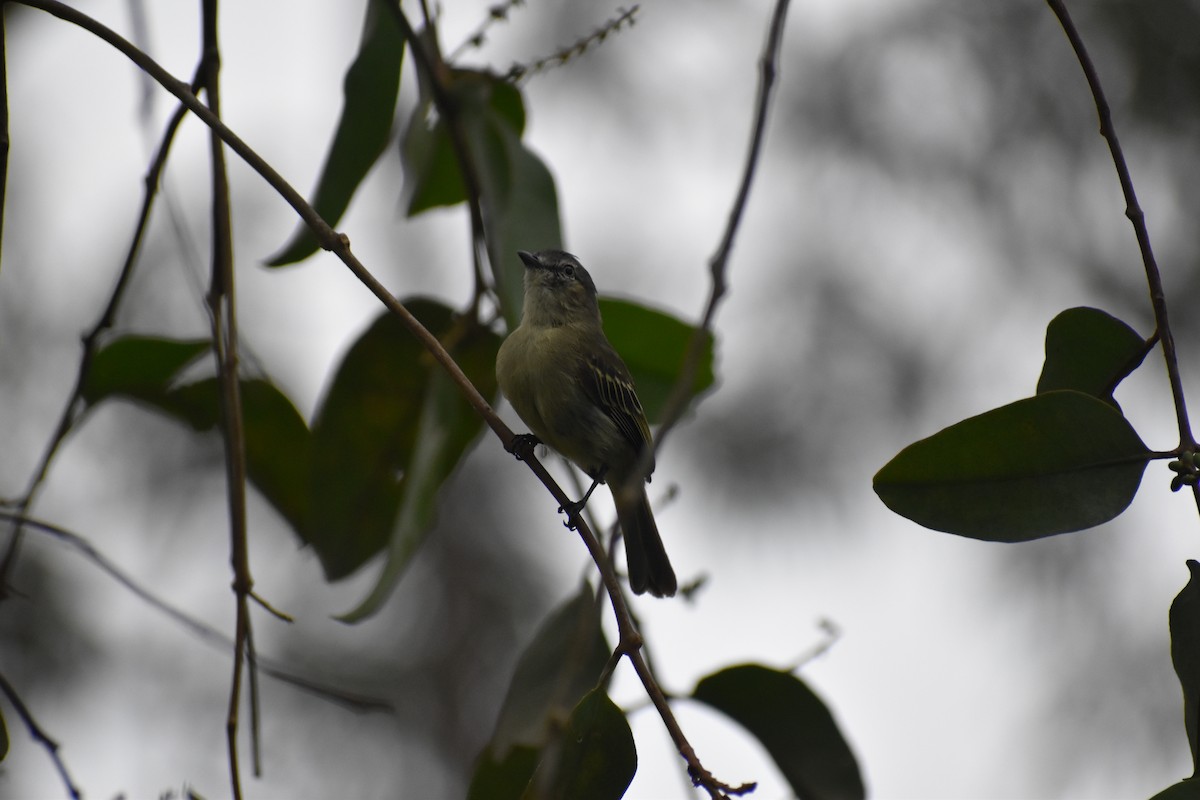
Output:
(2, 0), (1198, 798)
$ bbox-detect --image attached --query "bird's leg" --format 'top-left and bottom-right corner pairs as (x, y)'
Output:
(507, 433), (542, 462)
(560, 468), (607, 530)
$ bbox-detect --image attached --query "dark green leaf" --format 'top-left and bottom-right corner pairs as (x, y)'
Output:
(1150, 778), (1200, 800)
(305, 310), (423, 581)
(240, 380), (313, 536)
(305, 302), (441, 577)
(459, 72), (559, 328)
(599, 298), (716, 423)
(486, 582), (610, 757)
(399, 70), (559, 327)
(402, 72), (527, 217)
(522, 689), (636, 800)
(81, 336), (209, 407)
(401, 102), (466, 214)
(1172, 560), (1200, 777)
(266, 0), (404, 266)
(328, 301), (501, 619)
(108, 375), (313, 536)
(873, 390), (1150, 541)
(1037, 306), (1148, 409)
(693, 664), (864, 800)
(480, 123), (562, 331)
(0, 706), (7, 762)
(467, 745), (539, 800)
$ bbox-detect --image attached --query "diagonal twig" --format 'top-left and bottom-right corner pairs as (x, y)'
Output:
(0, 510), (392, 713)
(1045, 1), (1196, 462)
(0, 510), (391, 710)
(1, 8), (9, 257)
(654, 0), (791, 455)
(0, 669), (82, 799)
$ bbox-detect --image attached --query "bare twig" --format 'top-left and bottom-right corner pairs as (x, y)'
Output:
(1, 7), (9, 255)
(0, 669), (82, 799)
(505, 5), (639, 83)
(0, 509), (393, 714)
(195, 0), (258, 794)
(448, 0), (524, 61)
(786, 618), (842, 672)
(0, 66), (202, 594)
(653, 0), (791, 455)
(1045, 3), (1196, 463)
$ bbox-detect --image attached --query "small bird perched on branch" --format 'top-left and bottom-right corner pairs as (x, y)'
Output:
(496, 249), (677, 598)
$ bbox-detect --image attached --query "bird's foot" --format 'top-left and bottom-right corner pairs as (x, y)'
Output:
(508, 433), (541, 462)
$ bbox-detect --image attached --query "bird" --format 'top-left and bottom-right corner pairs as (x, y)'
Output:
(495, 249), (677, 597)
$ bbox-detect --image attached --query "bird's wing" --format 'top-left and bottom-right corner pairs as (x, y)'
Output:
(585, 347), (655, 475)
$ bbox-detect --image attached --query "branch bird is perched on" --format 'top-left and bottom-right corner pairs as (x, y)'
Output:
(496, 249), (677, 597)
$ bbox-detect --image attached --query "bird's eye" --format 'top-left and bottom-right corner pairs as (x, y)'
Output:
(561, 265), (575, 278)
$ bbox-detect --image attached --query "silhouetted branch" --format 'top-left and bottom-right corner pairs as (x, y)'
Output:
(195, 0), (259, 794)
(1045, 1), (1196, 462)
(0, 510), (393, 714)
(0, 9), (9, 260)
(655, 0), (791, 454)
(505, 5), (639, 82)
(0, 669), (82, 799)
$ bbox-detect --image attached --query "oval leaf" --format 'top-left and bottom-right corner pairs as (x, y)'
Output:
(693, 664), (863, 800)
(266, 0), (404, 266)
(1037, 306), (1149, 409)
(1172, 559), (1200, 777)
(522, 689), (636, 800)
(599, 298), (715, 424)
(873, 390), (1150, 541)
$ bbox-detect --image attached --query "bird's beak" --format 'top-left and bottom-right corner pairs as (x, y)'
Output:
(517, 250), (541, 271)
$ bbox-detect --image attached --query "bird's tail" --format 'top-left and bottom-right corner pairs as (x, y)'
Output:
(614, 483), (677, 598)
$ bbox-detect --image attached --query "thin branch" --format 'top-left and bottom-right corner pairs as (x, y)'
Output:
(195, 0), (257, 794)
(1045, 1), (1195, 457)
(448, 0), (524, 62)
(505, 5), (639, 83)
(0, 65), (202, 594)
(786, 618), (842, 673)
(653, 0), (791, 455)
(0, 669), (82, 800)
(1, 4), (9, 255)
(0, 509), (393, 714)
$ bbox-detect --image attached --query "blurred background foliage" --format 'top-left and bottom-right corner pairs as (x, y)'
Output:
(3, 0), (1200, 797)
